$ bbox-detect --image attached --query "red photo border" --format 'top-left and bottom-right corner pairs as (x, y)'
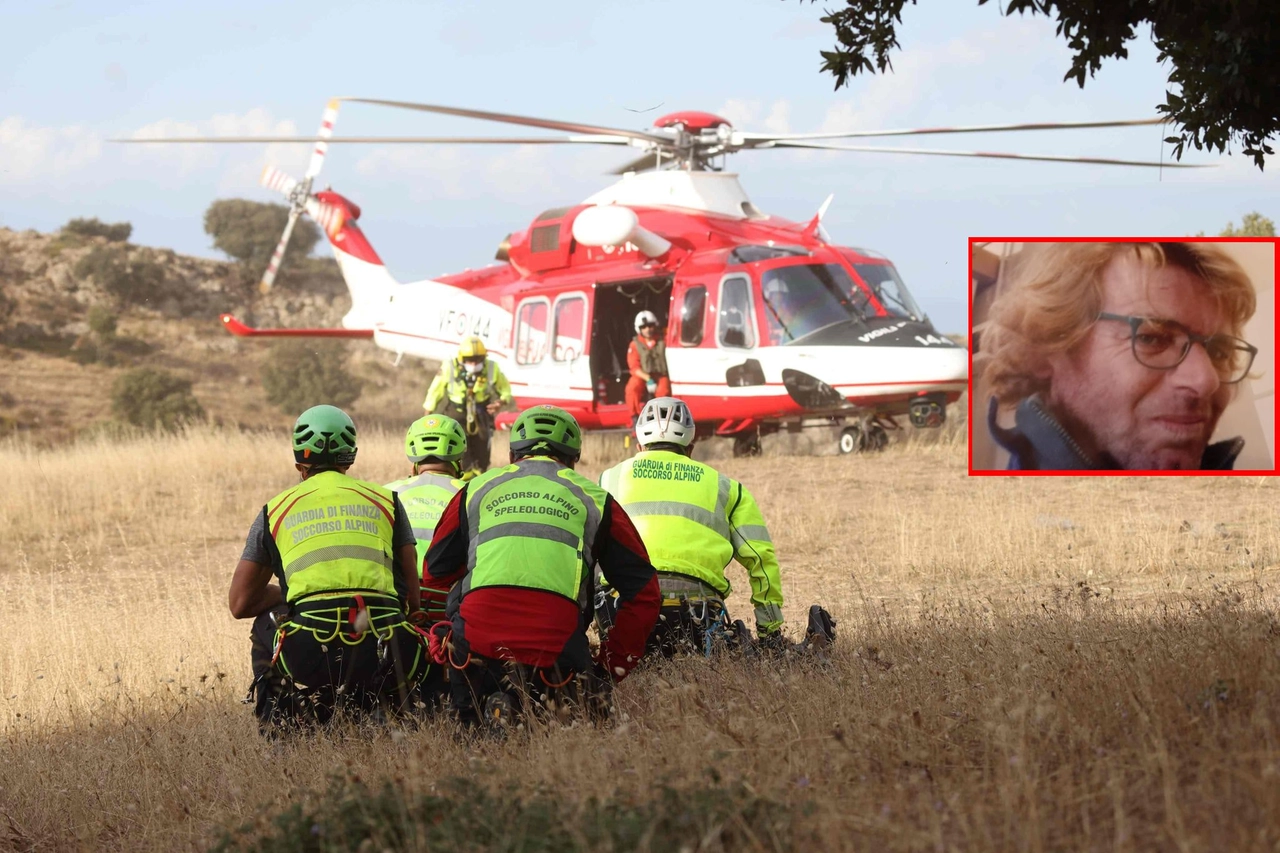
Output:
(967, 236), (1280, 477)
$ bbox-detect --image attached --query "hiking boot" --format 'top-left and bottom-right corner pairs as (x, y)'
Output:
(802, 605), (837, 654)
(483, 692), (516, 733)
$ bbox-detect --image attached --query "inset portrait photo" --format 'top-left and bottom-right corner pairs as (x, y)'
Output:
(970, 239), (1277, 474)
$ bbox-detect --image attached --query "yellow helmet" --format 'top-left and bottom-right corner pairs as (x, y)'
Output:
(458, 336), (487, 359)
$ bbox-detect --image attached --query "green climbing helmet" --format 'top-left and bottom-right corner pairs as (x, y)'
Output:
(405, 414), (467, 466)
(509, 405), (583, 462)
(293, 405), (358, 467)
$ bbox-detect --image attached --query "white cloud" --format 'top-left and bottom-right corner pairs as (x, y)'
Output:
(0, 117), (102, 184)
(715, 99), (792, 134)
(354, 145), (474, 200)
(125, 107), (306, 189)
(353, 142), (619, 205)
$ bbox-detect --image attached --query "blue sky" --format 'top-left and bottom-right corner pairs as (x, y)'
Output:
(2, 0), (1274, 333)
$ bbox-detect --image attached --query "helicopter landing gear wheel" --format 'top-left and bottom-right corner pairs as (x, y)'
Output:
(732, 428), (762, 458)
(838, 422), (888, 454)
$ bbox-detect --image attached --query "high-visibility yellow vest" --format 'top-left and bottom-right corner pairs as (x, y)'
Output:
(386, 471), (462, 575)
(266, 470), (398, 603)
(457, 457), (606, 607)
(600, 450), (734, 595)
(444, 359), (497, 405)
(600, 449), (785, 630)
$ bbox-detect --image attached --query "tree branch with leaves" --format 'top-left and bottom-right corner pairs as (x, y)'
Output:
(806, 0), (1278, 169)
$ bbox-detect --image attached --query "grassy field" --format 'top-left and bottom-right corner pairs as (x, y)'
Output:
(2, 425), (1280, 851)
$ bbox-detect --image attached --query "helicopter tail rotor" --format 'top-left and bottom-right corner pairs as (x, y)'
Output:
(256, 100), (343, 294)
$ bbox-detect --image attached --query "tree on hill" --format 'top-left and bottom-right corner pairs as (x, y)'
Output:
(203, 199), (320, 283)
(805, 0), (1279, 169)
(1218, 212), (1275, 238)
(62, 217), (132, 243)
(1195, 212), (1275, 238)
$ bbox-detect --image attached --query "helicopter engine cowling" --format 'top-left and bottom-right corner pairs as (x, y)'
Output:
(571, 204), (671, 259)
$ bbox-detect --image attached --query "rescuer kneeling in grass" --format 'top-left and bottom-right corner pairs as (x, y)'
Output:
(596, 396), (835, 659)
(423, 405), (660, 729)
(229, 405), (428, 735)
(385, 414), (468, 711)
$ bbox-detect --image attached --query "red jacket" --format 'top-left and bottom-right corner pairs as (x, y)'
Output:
(425, 473), (660, 681)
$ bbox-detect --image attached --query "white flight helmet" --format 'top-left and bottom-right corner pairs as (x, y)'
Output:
(634, 310), (659, 332)
(636, 396), (696, 449)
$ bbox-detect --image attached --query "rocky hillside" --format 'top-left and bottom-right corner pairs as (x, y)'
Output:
(0, 226), (431, 444)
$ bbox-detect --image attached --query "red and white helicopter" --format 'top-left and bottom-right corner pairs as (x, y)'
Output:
(125, 98), (1202, 454)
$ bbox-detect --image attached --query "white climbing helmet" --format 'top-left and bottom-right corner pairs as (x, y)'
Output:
(636, 396), (696, 448)
(634, 310), (659, 332)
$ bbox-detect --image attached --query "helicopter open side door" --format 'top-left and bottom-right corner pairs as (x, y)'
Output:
(588, 277), (673, 420)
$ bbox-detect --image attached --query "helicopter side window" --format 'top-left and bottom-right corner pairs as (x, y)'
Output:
(551, 294), (586, 362)
(717, 275), (755, 349)
(515, 298), (549, 365)
(680, 285), (706, 346)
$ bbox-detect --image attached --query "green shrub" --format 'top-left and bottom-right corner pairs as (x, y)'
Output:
(212, 776), (802, 853)
(62, 217), (132, 243)
(73, 247), (164, 307)
(2, 322), (74, 356)
(86, 305), (118, 338)
(110, 368), (205, 430)
(261, 340), (362, 414)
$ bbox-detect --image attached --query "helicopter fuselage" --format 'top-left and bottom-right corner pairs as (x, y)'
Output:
(320, 171), (968, 436)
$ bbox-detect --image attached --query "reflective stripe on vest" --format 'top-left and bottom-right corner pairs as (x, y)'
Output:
(602, 450), (735, 595)
(266, 471), (398, 603)
(461, 458), (605, 605)
(387, 471), (461, 575)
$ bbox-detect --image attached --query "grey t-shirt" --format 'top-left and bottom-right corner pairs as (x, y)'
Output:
(241, 491), (416, 598)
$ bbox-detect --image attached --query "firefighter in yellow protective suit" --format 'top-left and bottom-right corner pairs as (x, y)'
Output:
(385, 413), (468, 710)
(423, 336), (513, 476)
(596, 396), (834, 658)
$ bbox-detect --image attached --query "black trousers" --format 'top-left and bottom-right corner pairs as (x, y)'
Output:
(448, 652), (612, 728)
(435, 398), (493, 474)
(596, 591), (750, 660)
(249, 608), (428, 732)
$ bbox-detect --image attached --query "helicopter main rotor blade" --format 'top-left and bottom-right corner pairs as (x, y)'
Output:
(767, 140), (1213, 168)
(337, 97), (671, 145)
(738, 117), (1166, 144)
(114, 134), (634, 145)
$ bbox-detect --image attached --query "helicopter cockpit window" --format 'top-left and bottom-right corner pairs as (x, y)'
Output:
(760, 263), (862, 345)
(515, 298), (549, 364)
(552, 295), (586, 362)
(853, 263), (923, 321)
(717, 276), (755, 349)
(680, 285), (706, 346)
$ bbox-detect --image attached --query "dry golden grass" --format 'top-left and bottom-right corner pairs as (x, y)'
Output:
(3, 426), (1280, 851)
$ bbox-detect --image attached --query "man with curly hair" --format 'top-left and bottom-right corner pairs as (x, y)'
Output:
(978, 242), (1258, 471)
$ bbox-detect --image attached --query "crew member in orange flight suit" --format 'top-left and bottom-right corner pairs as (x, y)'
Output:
(626, 310), (671, 418)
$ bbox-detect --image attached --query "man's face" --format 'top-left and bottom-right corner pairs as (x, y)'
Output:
(1044, 256), (1234, 470)
(640, 322), (657, 339)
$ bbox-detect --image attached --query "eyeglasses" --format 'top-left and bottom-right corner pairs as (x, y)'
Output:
(1096, 312), (1257, 384)
(640, 322), (657, 329)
